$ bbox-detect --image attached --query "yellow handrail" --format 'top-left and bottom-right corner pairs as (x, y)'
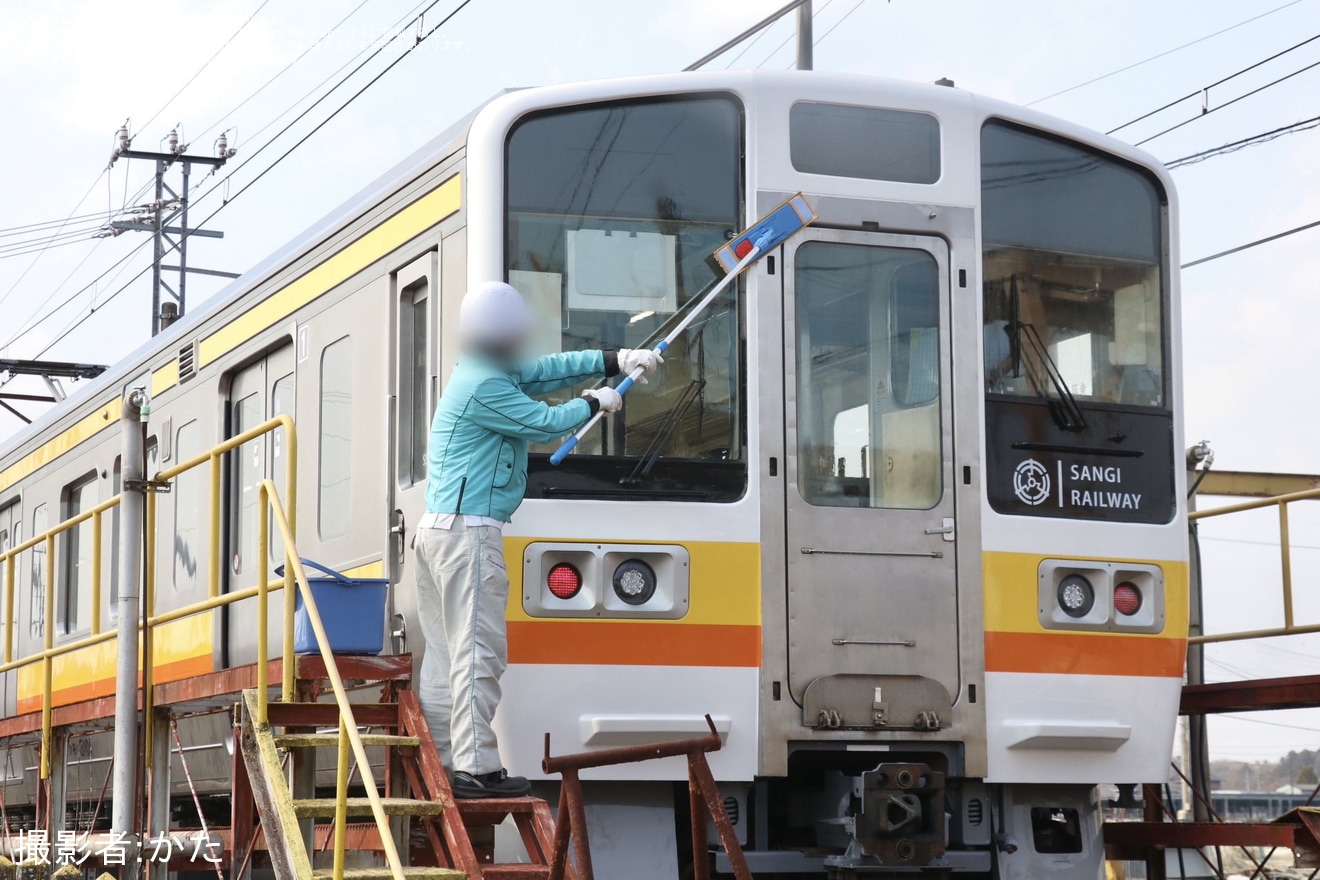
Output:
(257, 478), (406, 880)
(0, 414), (402, 880)
(1189, 486), (1320, 645)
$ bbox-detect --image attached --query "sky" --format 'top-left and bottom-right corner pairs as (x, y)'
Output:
(0, 0), (1318, 768)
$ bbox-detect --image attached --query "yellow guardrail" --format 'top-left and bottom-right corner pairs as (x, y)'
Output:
(0, 414), (400, 880)
(1190, 486), (1320, 645)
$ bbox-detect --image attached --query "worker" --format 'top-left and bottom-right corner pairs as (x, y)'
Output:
(415, 280), (661, 798)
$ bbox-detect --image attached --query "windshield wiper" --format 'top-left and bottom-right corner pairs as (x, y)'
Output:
(620, 378), (706, 484)
(1014, 320), (1088, 432)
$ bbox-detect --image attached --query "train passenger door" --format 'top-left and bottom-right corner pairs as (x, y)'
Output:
(783, 229), (959, 723)
(227, 346), (296, 660)
(386, 253), (437, 653)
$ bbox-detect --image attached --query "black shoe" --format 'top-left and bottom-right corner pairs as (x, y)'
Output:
(452, 768), (530, 799)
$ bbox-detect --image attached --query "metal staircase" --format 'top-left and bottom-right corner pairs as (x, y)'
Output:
(238, 686), (565, 880)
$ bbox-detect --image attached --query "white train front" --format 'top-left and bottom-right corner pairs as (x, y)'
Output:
(0, 71), (1186, 879)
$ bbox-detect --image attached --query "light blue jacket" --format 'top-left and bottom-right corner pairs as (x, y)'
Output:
(424, 349), (614, 521)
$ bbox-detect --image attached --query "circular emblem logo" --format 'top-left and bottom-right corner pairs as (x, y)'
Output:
(1013, 459), (1051, 506)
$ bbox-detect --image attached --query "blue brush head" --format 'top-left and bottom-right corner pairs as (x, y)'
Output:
(712, 193), (816, 274)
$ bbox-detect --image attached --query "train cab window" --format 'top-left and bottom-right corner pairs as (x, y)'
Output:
(319, 337), (354, 538)
(795, 241), (942, 510)
(506, 94), (747, 500)
(61, 474), (98, 633)
(790, 102), (940, 184)
(174, 421), (201, 592)
(30, 503), (46, 639)
(398, 280), (429, 487)
(981, 122), (1165, 408)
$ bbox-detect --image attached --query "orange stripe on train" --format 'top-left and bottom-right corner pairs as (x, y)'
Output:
(508, 621), (760, 667)
(16, 654), (212, 715)
(984, 630), (1186, 678)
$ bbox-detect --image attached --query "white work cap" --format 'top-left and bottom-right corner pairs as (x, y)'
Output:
(458, 281), (534, 348)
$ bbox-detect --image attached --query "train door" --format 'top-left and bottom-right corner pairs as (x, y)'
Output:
(227, 346), (295, 662)
(783, 229), (960, 723)
(386, 253), (437, 593)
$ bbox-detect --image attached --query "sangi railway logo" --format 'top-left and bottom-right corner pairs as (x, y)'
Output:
(1012, 459), (1051, 506)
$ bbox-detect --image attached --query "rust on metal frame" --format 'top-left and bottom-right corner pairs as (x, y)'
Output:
(1182, 673), (1320, 715)
(541, 713), (751, 880)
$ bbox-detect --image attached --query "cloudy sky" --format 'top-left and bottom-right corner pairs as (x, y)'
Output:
(1, 0), (1318, 767)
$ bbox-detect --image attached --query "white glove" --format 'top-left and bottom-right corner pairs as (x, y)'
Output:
(583, 386), (623, 413)
(617, 348), (664, 384)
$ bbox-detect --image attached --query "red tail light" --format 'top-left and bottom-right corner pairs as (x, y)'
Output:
(547, 562), (583, 599)
(1113, 582), (1142, 616)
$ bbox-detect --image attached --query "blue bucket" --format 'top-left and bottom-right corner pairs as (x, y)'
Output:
(276, 558), (388, 655)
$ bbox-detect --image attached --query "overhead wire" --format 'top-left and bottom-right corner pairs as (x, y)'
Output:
(1109, 32), (1320, 135)
(1026, 0), (1309, 106)
(4, 0), (436, 355)
(137, 0), (272, 137)
(1166, 113), (1320, 168)
(27, 0), (476, 359)
(1182, 219), (1320, 268)
(756, 0), (835, 68)
(192, 0), (375, 143)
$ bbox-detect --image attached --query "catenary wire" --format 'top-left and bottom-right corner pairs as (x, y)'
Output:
(1133, 55), (1320, 146)
(782, 0), (866, 68)
(1166, 114), (1320, 168)
(137, 0), (273, 137)
(27, 0), (476, 359)
(1182, 219), (1320, 268)
(1027, 0), (1309, 105)
(4, 0), (435, 354)
(193, 0), (375, 142)
(757, 0), (835, 68)
(1107, 31), (1320, 136)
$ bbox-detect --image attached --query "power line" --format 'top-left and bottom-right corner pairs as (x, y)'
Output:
(1135, 55), (1320, 146)
(1105, 31), (1320, 138)
(0, 169), (108, 312)
(1166, 114), (1320, 168)
(779, 0), (866, 68)
(138, 0), (272, 137)
(193, 0), (375, 142)
(757, 0), (835, 68)
(1182, 219), (1320, 268)
(1026, 0), (1309, 106)
(27, 0), (477, 360)
(4, 0), (435, 354)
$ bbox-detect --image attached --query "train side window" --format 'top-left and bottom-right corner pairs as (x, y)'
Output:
(29, 503), (46, 640)
(0, 501), (19, 636)
(61, 473), (99, 633)
(174, 421), (201, 592)
(319, 336), (354, 539)
(231, 392), (263, 577)
(398, 280), (429, 487)
(270, 374), (295, 562)
(795, 241), (942, 510)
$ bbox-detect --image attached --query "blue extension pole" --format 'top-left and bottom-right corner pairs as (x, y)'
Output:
(550, 194), (815, 465)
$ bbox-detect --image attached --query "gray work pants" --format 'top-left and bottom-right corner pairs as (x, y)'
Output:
(414, 520), (509, 775)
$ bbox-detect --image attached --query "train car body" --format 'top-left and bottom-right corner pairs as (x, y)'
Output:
(0, 71), (1184, 878)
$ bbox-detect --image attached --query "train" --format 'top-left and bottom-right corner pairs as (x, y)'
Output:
(0, 70), (1186, 878)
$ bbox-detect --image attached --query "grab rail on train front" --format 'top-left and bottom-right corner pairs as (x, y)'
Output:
(1189, 486), (1320, 645)
(0, 416), (403, 880)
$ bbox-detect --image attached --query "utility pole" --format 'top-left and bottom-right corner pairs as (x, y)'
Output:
(796, 0), (813, 70)
(106, 124), (239, 336)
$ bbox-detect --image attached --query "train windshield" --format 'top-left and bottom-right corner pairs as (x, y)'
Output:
(981, 122), (1166, 409)
(506, 94), (746, 501)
